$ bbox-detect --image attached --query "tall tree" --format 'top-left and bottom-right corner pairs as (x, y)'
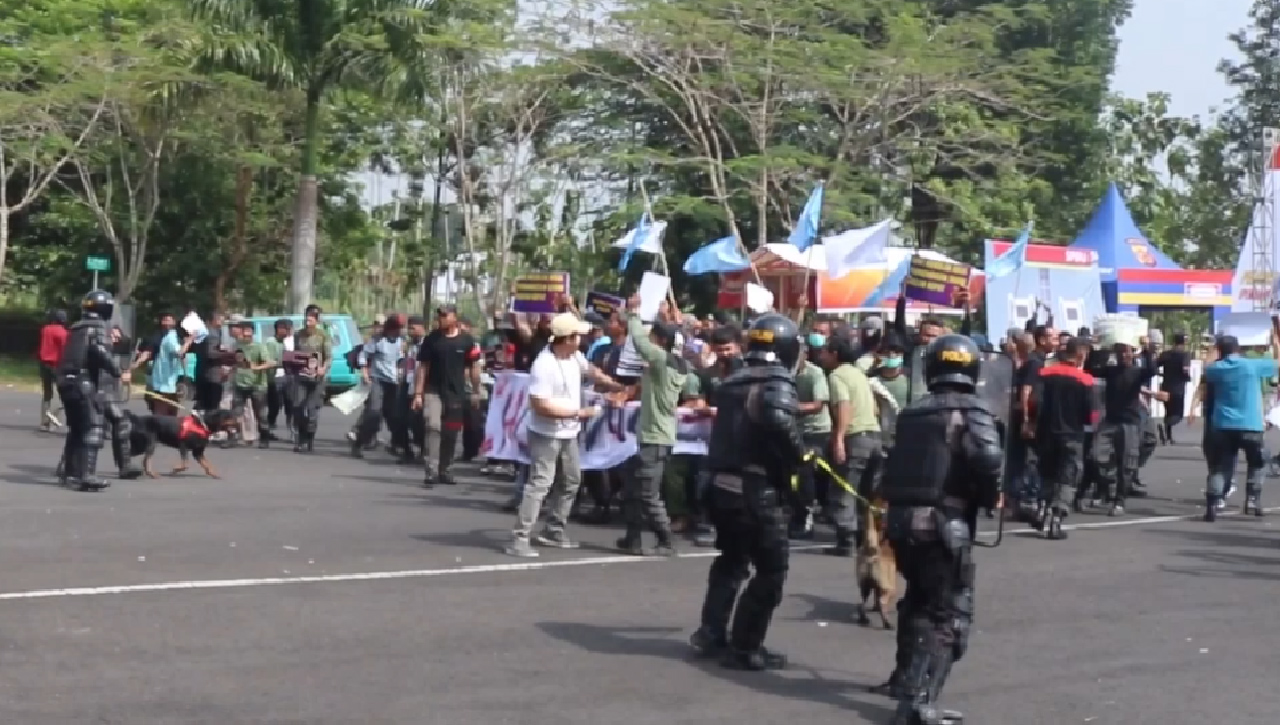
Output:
(189, 0), (446, 312)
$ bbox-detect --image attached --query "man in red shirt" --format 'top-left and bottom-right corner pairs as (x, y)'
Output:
(1029, 337), (1096, 540)
(37, 309), (69, 430)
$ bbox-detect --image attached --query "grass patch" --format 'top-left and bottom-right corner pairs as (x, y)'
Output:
(0, 354), (41, 391)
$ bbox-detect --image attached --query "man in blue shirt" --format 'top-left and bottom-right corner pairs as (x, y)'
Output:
(1201, 334), (1278, 520)
(352, 315), (406, 459)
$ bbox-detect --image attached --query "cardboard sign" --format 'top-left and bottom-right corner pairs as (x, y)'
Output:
(904, 257), (971, 307)
(585, 291), (624, 319)
(512, 272), (570, 314)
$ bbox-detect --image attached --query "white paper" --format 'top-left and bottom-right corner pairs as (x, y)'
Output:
(181, 312), (208, 343)
(745, 282), (774, 314)
(1220, 311), (1273, 346)
(329, 384), (370, 416)
(637, 271), (671, 322)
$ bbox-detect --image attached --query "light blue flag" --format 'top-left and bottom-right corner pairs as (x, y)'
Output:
(788, 183), (824, 252)
(683, 236), (750, 276)
(986, 222), (1032, 279)
(618, 213), (651, 271)
(863, 254), (913, 307)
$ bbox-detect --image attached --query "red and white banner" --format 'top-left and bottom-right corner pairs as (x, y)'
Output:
(482, 372), (712, 469)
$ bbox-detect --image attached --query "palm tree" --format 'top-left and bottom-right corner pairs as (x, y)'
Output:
(189, 0), (444, 312)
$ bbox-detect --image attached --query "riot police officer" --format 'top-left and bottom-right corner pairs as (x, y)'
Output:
(877, 334), (1003, 724)
(102, 324), (142, 480)
(56, 290), (124, 491)
(689, 314), (811, 671)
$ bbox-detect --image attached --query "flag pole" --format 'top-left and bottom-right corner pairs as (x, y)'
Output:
(637, 181), (681, 313)
(793, 183), (824, 323)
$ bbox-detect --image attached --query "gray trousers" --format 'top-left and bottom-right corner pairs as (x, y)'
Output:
(513, 431), (582, 540)
(1093, 421), (1139, 505)
(623, 443), (673, 539)
(829, 432), (881, 545)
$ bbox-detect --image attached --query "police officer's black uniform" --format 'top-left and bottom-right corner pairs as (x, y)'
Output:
(878, 335), (1003, 724)
(57, 290), (124, 491)
(689, 314), (811, 671)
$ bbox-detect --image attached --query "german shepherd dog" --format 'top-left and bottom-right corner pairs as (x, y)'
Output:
(129, 409), (239, 479)
(854, 500), (897, 630)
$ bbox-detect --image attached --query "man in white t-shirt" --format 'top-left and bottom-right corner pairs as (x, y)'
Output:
(507, 312), (622, 557)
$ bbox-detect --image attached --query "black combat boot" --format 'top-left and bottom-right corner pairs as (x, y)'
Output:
(616, 533), (646, 556)
(79, 446), (109, 491)
(720, 646), (787, 671)
(688, 627), (728, 658)
(1204, 495), (1218, 522)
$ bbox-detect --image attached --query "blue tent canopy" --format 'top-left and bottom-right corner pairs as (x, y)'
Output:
(1069, 182), (1181, 284)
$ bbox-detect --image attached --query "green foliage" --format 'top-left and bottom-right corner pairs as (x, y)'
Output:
(0, 0), (1252, 323)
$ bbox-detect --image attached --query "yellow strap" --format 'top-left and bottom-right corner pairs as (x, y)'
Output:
(791, 456), (884, 514)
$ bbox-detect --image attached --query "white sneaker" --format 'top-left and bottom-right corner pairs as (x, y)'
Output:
(1224, 484), (1237, 500)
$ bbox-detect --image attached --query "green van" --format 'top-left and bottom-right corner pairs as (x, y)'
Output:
(177, 314), (363, 400)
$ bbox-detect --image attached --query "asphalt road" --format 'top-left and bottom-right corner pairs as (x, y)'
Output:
(1, 391), (1278, 724)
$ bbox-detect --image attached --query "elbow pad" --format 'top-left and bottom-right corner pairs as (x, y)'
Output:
(758, 379), (807, 463)
(964, 409), (1005, 481)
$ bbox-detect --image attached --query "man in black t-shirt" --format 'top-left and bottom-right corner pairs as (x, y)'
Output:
(412, 304), (482, 486)
(1085, 343), (1156, 515)
(1156, 334), (1192, 443)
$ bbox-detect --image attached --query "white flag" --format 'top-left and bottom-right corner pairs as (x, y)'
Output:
(824, 220), (892, 280)
(611, 220), (668, 255)
(745, 283), (774, 314)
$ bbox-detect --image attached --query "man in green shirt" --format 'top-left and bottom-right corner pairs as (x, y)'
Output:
(823, 334), (882, 557)
(231, 320), (274, 448)
(619, 296), (688, 557)
(292, 305), (332, 452)
(872, 340), (909, 447)
(792, 334), (833, 539)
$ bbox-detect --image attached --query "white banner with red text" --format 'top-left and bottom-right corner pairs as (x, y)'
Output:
(482, 372), (711, 468)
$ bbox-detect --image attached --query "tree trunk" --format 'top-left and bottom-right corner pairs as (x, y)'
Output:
(290, 91), (322, 313)
(0, 209), (8, 286)
(215, 165), (255, 313)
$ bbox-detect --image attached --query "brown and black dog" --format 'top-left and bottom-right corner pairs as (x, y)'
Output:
(855, 500), (897, 630)
(128, 409), (239, 479)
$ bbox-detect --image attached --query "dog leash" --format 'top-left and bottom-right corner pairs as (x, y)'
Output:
(791, 454), (884, 514)
(140, 390), (206, 426)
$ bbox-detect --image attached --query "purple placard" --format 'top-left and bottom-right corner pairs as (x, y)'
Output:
(903, 256), (971, 307)
(512, 272), (570, 314)
(585, 290), (624, 318)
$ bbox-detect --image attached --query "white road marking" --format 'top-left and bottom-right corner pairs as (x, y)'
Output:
(0, 545), (826, 601)
(0, 507), (1274, 601)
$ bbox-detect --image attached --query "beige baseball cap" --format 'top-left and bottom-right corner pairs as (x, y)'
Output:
(550, 312), (590, 338)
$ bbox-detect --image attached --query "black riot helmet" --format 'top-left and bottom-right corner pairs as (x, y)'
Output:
(923, 333), (982, 392)
(744, 313), (802, 371)
(80, 289), (115, 321)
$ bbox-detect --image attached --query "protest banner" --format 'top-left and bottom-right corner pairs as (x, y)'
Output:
(512, 272), (570, 314)
(482, 372), (711, 468)
(903, 256), (971, 307)
(585, 291), (624, 318)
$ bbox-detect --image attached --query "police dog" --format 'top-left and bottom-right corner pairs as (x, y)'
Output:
(855, 500), (897, 630)
(127, 409), (238, 479)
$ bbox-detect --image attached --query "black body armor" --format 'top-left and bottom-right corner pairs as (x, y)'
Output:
(706, 365), (807, 482)
(880, 391), (1003, 511)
